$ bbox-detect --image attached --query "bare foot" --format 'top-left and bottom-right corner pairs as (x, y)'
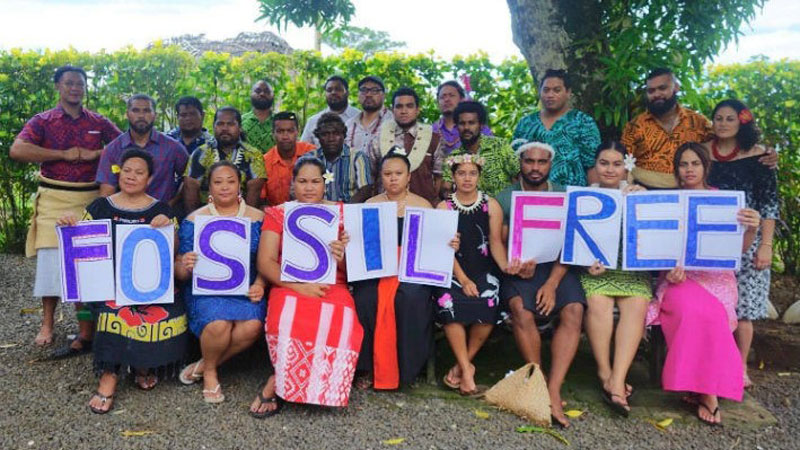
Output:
(444, 365), (462, 388)
(697, 394), (721, 425)
(549, 390), (570, 428)
(458, 364), (477, 395)
(89, 373), (117, 413)
(743, 372), (753, 389)
(135, 372), (158, 390)
(34, 327), (53, 346)
(250, 376), (279, 415)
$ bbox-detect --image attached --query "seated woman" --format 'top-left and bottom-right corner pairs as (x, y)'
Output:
(249, 158), (360, 418)
(175, 161), (266, 404)
(57, 149), (187, 414)
(581, 141), (649, 416)
(351, 147), (459, 390)
(647, 142), (760, 425)
(436, 154), (518, 396)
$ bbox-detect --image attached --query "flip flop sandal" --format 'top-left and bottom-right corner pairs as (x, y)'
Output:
(442, 374), (460, 390)
(89, 392), (114, 414)
(697, 403), (721, 426)
(250, 382), (282, 419)
(135, 374), (159, 391)
(459, 384), (489, 398)
(179, 359), (204, 385)
(601, 388), (630, 418)
(50, 337), (92, 360)
(202, 384), (225, 404)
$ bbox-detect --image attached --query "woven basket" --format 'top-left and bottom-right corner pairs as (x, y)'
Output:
(484, 362), (551, 426)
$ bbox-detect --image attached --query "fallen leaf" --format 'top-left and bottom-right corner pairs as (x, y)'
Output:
(544, 429), (570, 446)
(382, 438), (405, 445)
(516, 426), (569, 446)
(111, 408), (126, 415)
(474, 409), (490, 419)
(778, 372), (792, 377)
(19, 307), (42, 315)
(0, 343), (18, 349)
(564, 409), (583, 418)
(759, 360), (765, 370)
(121, 430), (155, 437)
(656, 418), (673, 429)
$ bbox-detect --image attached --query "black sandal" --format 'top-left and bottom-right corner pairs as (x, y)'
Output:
(249, 382), (281, 419)
(697, 402), (721, 426)
(50, 337), (92, 360)
(601, 388), (630, 417)
(88, 391), (114, 414)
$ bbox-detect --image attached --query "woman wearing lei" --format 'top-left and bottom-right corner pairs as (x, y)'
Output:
(436, 153), (525, 396)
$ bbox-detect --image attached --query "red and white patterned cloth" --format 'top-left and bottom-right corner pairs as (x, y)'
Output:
(266, 285), (363, 407)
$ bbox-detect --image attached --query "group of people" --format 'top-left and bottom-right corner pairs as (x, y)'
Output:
(10, 64), (779, 427)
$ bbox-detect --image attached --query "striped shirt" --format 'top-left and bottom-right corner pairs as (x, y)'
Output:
(300, 144), (371, 202)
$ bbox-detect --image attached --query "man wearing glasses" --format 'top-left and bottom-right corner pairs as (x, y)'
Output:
(345, 76), (394, 154)
(300, 75), (360, 148)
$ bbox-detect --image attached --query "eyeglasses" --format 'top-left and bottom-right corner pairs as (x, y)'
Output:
(359, 87), (383, 95)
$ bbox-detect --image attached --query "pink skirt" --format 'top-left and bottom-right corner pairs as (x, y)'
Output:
(658, 278), (743, 401)
(265, 285), (364, 407)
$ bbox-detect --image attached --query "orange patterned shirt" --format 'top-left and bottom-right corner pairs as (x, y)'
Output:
(621, 106), (711, 174)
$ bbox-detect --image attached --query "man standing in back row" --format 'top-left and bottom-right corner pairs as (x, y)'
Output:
(301, 75), (360, 148)
(345, 76), (393, 155)
(10, 65), (121, 351)
(241, 80), (276, 153)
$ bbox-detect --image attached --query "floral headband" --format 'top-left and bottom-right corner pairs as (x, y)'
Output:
(738, 109), (753, 125)
(510, 138), (555, 157)
(446, 153), (487, 168)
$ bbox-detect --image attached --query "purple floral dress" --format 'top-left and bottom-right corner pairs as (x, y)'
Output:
(435, 192), (501, 324)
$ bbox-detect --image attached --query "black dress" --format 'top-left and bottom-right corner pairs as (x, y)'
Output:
(352, 216), (434, 387)
(435, 193), (501, 324)
(708, 154), (779, 320)
(84, 197), (188, 376)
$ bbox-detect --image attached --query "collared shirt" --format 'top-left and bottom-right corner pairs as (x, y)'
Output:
(17, 104), (121, 183)
(496, 180), (565, 225)
(512, 109), (601, 187)
(344, 107), (393, 154)
(300, 105), (361, 148)
(185, 140), (266, 196)
(365, 122), (445, 177)
(432, 117), (493, 156)
(440, 136), (519, 197)
(621, 105), (712, 175)
(300, 145), (371, 203)
(262, 141), (316, 206)
(166, 127), (215, 154)
(96, 130), (189, 202)
(241, 110), (275, 153)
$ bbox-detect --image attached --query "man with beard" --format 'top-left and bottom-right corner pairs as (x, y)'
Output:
(344, 76), (393, 154)
(301, 75), (360, 148)
(433, 80), (492, 155)
(512, 69), (600, 187)
(183, 107), (266, 211)
(440, 101), (517, 196)
(300, 112), (372, 203)
(367, 87), (443, 205)
(166, 96), (214, 154)
(241, 80), (276, 153)
(261, 111), (315, 206)
(11, 65), (121, 350)
(495, 141), (585, 428)
(623, 67), (777, 188)
(97, 94), (188, 204)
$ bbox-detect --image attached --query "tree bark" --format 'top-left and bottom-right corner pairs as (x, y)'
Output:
(506, 0), (570, 84)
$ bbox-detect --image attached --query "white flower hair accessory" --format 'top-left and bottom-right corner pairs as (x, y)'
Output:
(446, 153), (487, 168)
(387, 145), (407, 156)
(511, 138), (555, 158)
(323, 170), (335, 185)
(623, 154), (637, 172)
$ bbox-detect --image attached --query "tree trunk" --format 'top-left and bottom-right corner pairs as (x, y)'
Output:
(314, 28), (322, 52)
(506, 0), (570, 85)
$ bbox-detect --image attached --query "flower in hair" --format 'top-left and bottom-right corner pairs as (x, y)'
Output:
(623, 154), (637, 172)
(446, 153), (487, 168)
(111, 164), (121, 174)
(323, 170), (334, 185)
(388, 145), (406, 156)
(738, 109), (753, 125)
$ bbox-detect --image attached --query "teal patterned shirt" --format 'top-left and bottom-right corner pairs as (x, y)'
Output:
(512, 109), (600, 187)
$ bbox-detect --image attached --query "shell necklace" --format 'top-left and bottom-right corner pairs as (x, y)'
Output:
(450, 191), (486, 214)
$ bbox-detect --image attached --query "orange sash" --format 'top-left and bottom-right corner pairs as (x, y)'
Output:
(373, 247), (402, 389)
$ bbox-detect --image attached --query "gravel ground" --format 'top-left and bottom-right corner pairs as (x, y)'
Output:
(0, 253), (798, 450)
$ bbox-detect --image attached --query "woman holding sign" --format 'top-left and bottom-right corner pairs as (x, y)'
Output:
(176, 160), (266, 404)
(581, 142), (650, 416)
(250, 158), (360, 417)
(647, 143), (761, 425)
(351, 147), (458, 391)
(705, 99), (779, 389)
(57, 149), (187, 414)
(435, 154), (514, 397)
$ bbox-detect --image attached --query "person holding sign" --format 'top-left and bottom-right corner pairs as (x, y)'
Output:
(435, 154), (516, 396)
(57, 149), (186, 414)
(580, 142), (650, 417)
(495, 141), (585, 428)
(175, 161), (266, 404)
(646, 143), (761, 425)
(351, 147), (458, 390)
(705, 99), (779, 389)
(250, 158), (359, 417)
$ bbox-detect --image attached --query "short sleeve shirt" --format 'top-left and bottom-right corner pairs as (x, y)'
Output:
(299, 145), (371, 203)
(185, 141), (266, 195)
(512, 109), (600, 187)
(17, 105), (121, 182)
(441, 135), (519, 197)
(165, 127), (215, 154)
(96, 130), (189, 202)
(262, 141), (316, 206)
(496, 180), (565, 225)
(300, 105), (361, 148)
(241, 111), (274, 153)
